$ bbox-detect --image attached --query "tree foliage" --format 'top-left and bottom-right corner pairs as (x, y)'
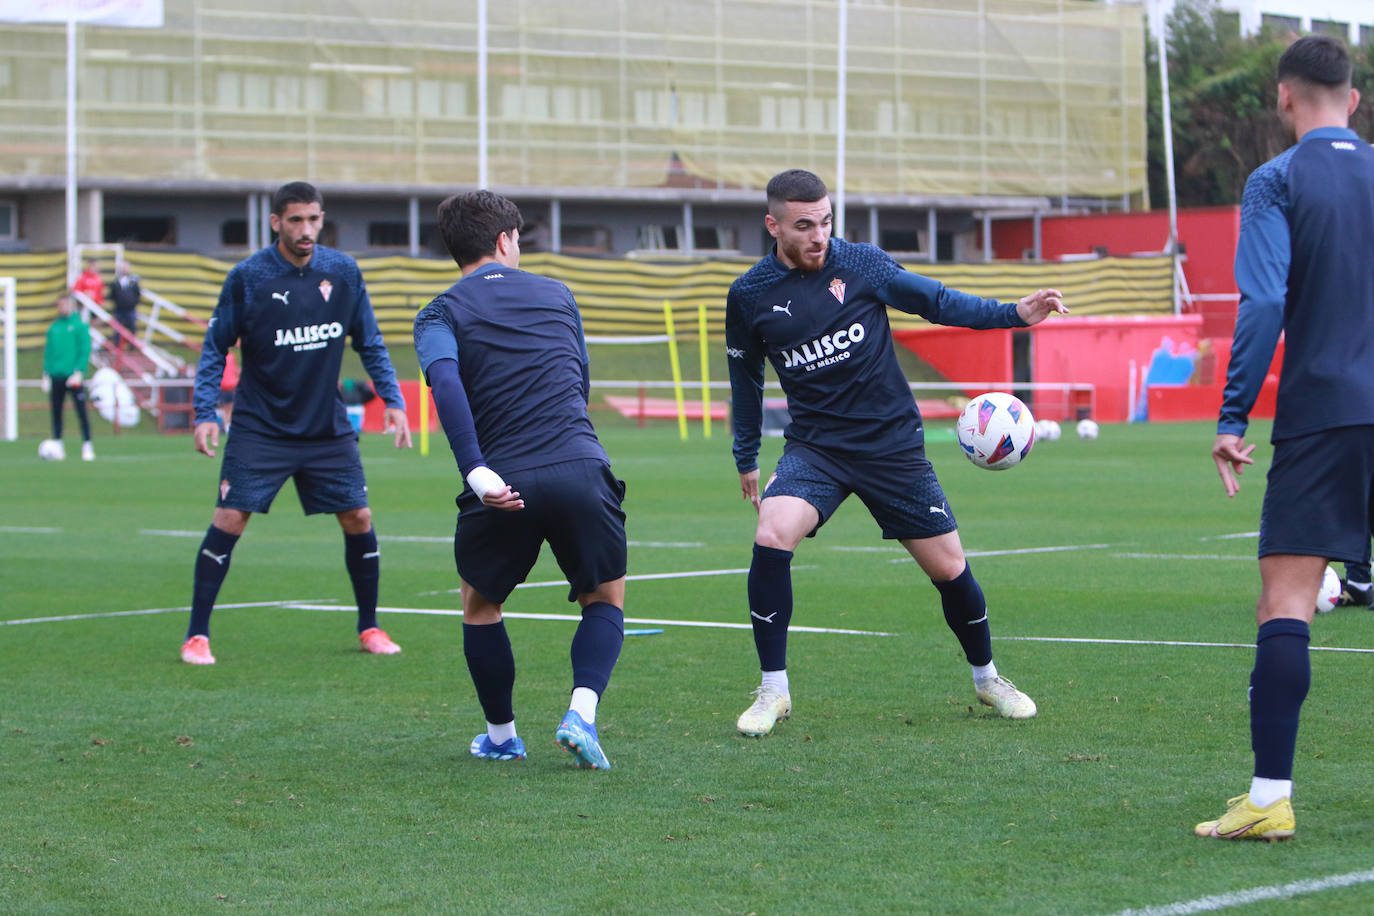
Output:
(1146, 0), (1374, 208)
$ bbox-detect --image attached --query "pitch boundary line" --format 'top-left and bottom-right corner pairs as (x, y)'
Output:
(996, 635), (1374, 654)
(1102, 866), (1374, 916)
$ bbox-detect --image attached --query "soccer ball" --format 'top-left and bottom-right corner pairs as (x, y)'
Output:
(956, 391), (1035, 470)
(1034, 418), (1062, 441)
(1316, 565), (1341, 613)
(1076, 419), (1100, 440)
(37, 438), (65, 461)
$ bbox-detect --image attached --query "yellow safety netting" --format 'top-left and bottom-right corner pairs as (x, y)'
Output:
(0, 250), (1171, 351)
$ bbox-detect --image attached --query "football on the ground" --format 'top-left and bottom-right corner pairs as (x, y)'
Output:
(1316, 565), (1341, 613)
(37, 438), (65, 461)
(1034, 418), (1062, 441)
(1076, 419), (1100, 440)
(956, 392), (1035, 470)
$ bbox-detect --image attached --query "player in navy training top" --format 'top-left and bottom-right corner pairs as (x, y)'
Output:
(413, 189), (627, 769)
(1201, 36), (1374, 841)
(727, 169), (1068, 737)
(180, 181), (412, 666)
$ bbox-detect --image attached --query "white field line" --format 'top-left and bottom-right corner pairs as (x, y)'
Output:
(1102, 867), (1374, 916)
(890, 543), (1113, 563)
(0, 526), (61, 534)
(0, 600), (317, 627)
(421, 566), (810, 597)
(996, 635), (1374, 655)
(282, 603), (895, 636)
(139, 529), (204, 537)
(1112, 553), (1254, 561)
(1198, 531), (1260, 541)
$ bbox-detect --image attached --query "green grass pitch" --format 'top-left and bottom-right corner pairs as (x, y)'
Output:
(2, 416), (1373, 914)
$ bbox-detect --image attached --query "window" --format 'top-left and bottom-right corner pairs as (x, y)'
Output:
(105, 216), (175, 245)
(367, 221), (439, 248)
(637, 225), (738, 251)
(368, 221), (409, 247)
(880, 229), (922, 253)
(1312, 20), (1348, 39)
(561, 225), (611, 253)
(221, 219), (247, 246)
(1260, 14), (1300, 35)
(0, 201), (15, 240)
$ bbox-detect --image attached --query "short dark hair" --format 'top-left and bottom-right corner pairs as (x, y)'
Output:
(766, 169), (829, 210)
(271, 181), (323, 216)
(437, 190), (523, 268)
(1277, 34), (1351, 90)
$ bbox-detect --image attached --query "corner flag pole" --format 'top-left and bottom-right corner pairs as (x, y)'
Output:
(698, 303), (711, 439)
(663, 300), (687, 440)
(419, 369), (430, 456)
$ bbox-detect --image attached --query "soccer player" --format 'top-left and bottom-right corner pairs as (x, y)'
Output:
(727, 169), (1067, 737)
(181, 181), (411, 666)
(1202, 35), (1374, 841)
(413, 190), (627, 769)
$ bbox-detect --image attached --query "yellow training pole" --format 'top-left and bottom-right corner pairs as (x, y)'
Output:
(663, 300), (688, 440)
(698, 303), (711, 438)
(419, 369), (430, 456)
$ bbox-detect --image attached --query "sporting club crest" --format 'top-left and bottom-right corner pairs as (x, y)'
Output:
(318, 279), (333, 302)
(828, 277), (846, 304)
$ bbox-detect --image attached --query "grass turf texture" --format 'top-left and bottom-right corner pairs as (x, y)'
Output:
(2, 418), (1374, 914)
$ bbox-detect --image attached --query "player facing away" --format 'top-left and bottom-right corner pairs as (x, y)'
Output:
(181, 181), (412, 665)
(726, 169), (1068, 737)
(413, 190), (627, 769)
(1203, 35), (1374, 841)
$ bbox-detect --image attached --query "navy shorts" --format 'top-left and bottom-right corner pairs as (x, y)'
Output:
(763, 448), (958, 540)
(217, 431), (369, 516)
(455, 458), (627, 603)
(1259, 425), (1374, 562)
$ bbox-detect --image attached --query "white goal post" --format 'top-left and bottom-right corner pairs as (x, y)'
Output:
(2, 276), (15, 441)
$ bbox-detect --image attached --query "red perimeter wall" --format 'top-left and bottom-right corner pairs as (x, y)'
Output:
(893, 314), (1282, 424)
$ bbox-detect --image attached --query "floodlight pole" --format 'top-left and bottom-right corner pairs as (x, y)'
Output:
(478, 0), (488, 189)
(1154, 0), (1181, 315)
(65, 11), (78, 284)
(835, 0), (847, 240)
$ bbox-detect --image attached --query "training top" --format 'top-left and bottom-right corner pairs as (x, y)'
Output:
(1220, 126), (1374, 443)
(413, 262), (607, 479)
(193, 244), (405, 439)
(727, 237), (1026, 473)
(44, 311), (91, 378)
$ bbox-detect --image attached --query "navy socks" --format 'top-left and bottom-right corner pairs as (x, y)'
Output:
(1250, 617), (1311, 781)
(933, 562), (993, 667)
(345, 529), (381, 633)
(748, 543), (794, 671)
(571, 601), (625, 696)
(463, 621), (517, 725)
(187, 525), (240, 639)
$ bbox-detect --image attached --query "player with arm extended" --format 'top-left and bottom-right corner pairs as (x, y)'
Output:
(1200, 35), (1374, 841)
(413, 190), (628, 769)
(727, 169), (1068, 737)
(180, 181), (412, 666)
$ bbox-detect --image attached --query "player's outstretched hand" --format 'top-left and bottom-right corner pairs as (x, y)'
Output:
(1015, 289), (1068, 326)
(194, 420), (220, 457)
(383, 406), (413, 449)
(1212, 432), (1255, 498)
